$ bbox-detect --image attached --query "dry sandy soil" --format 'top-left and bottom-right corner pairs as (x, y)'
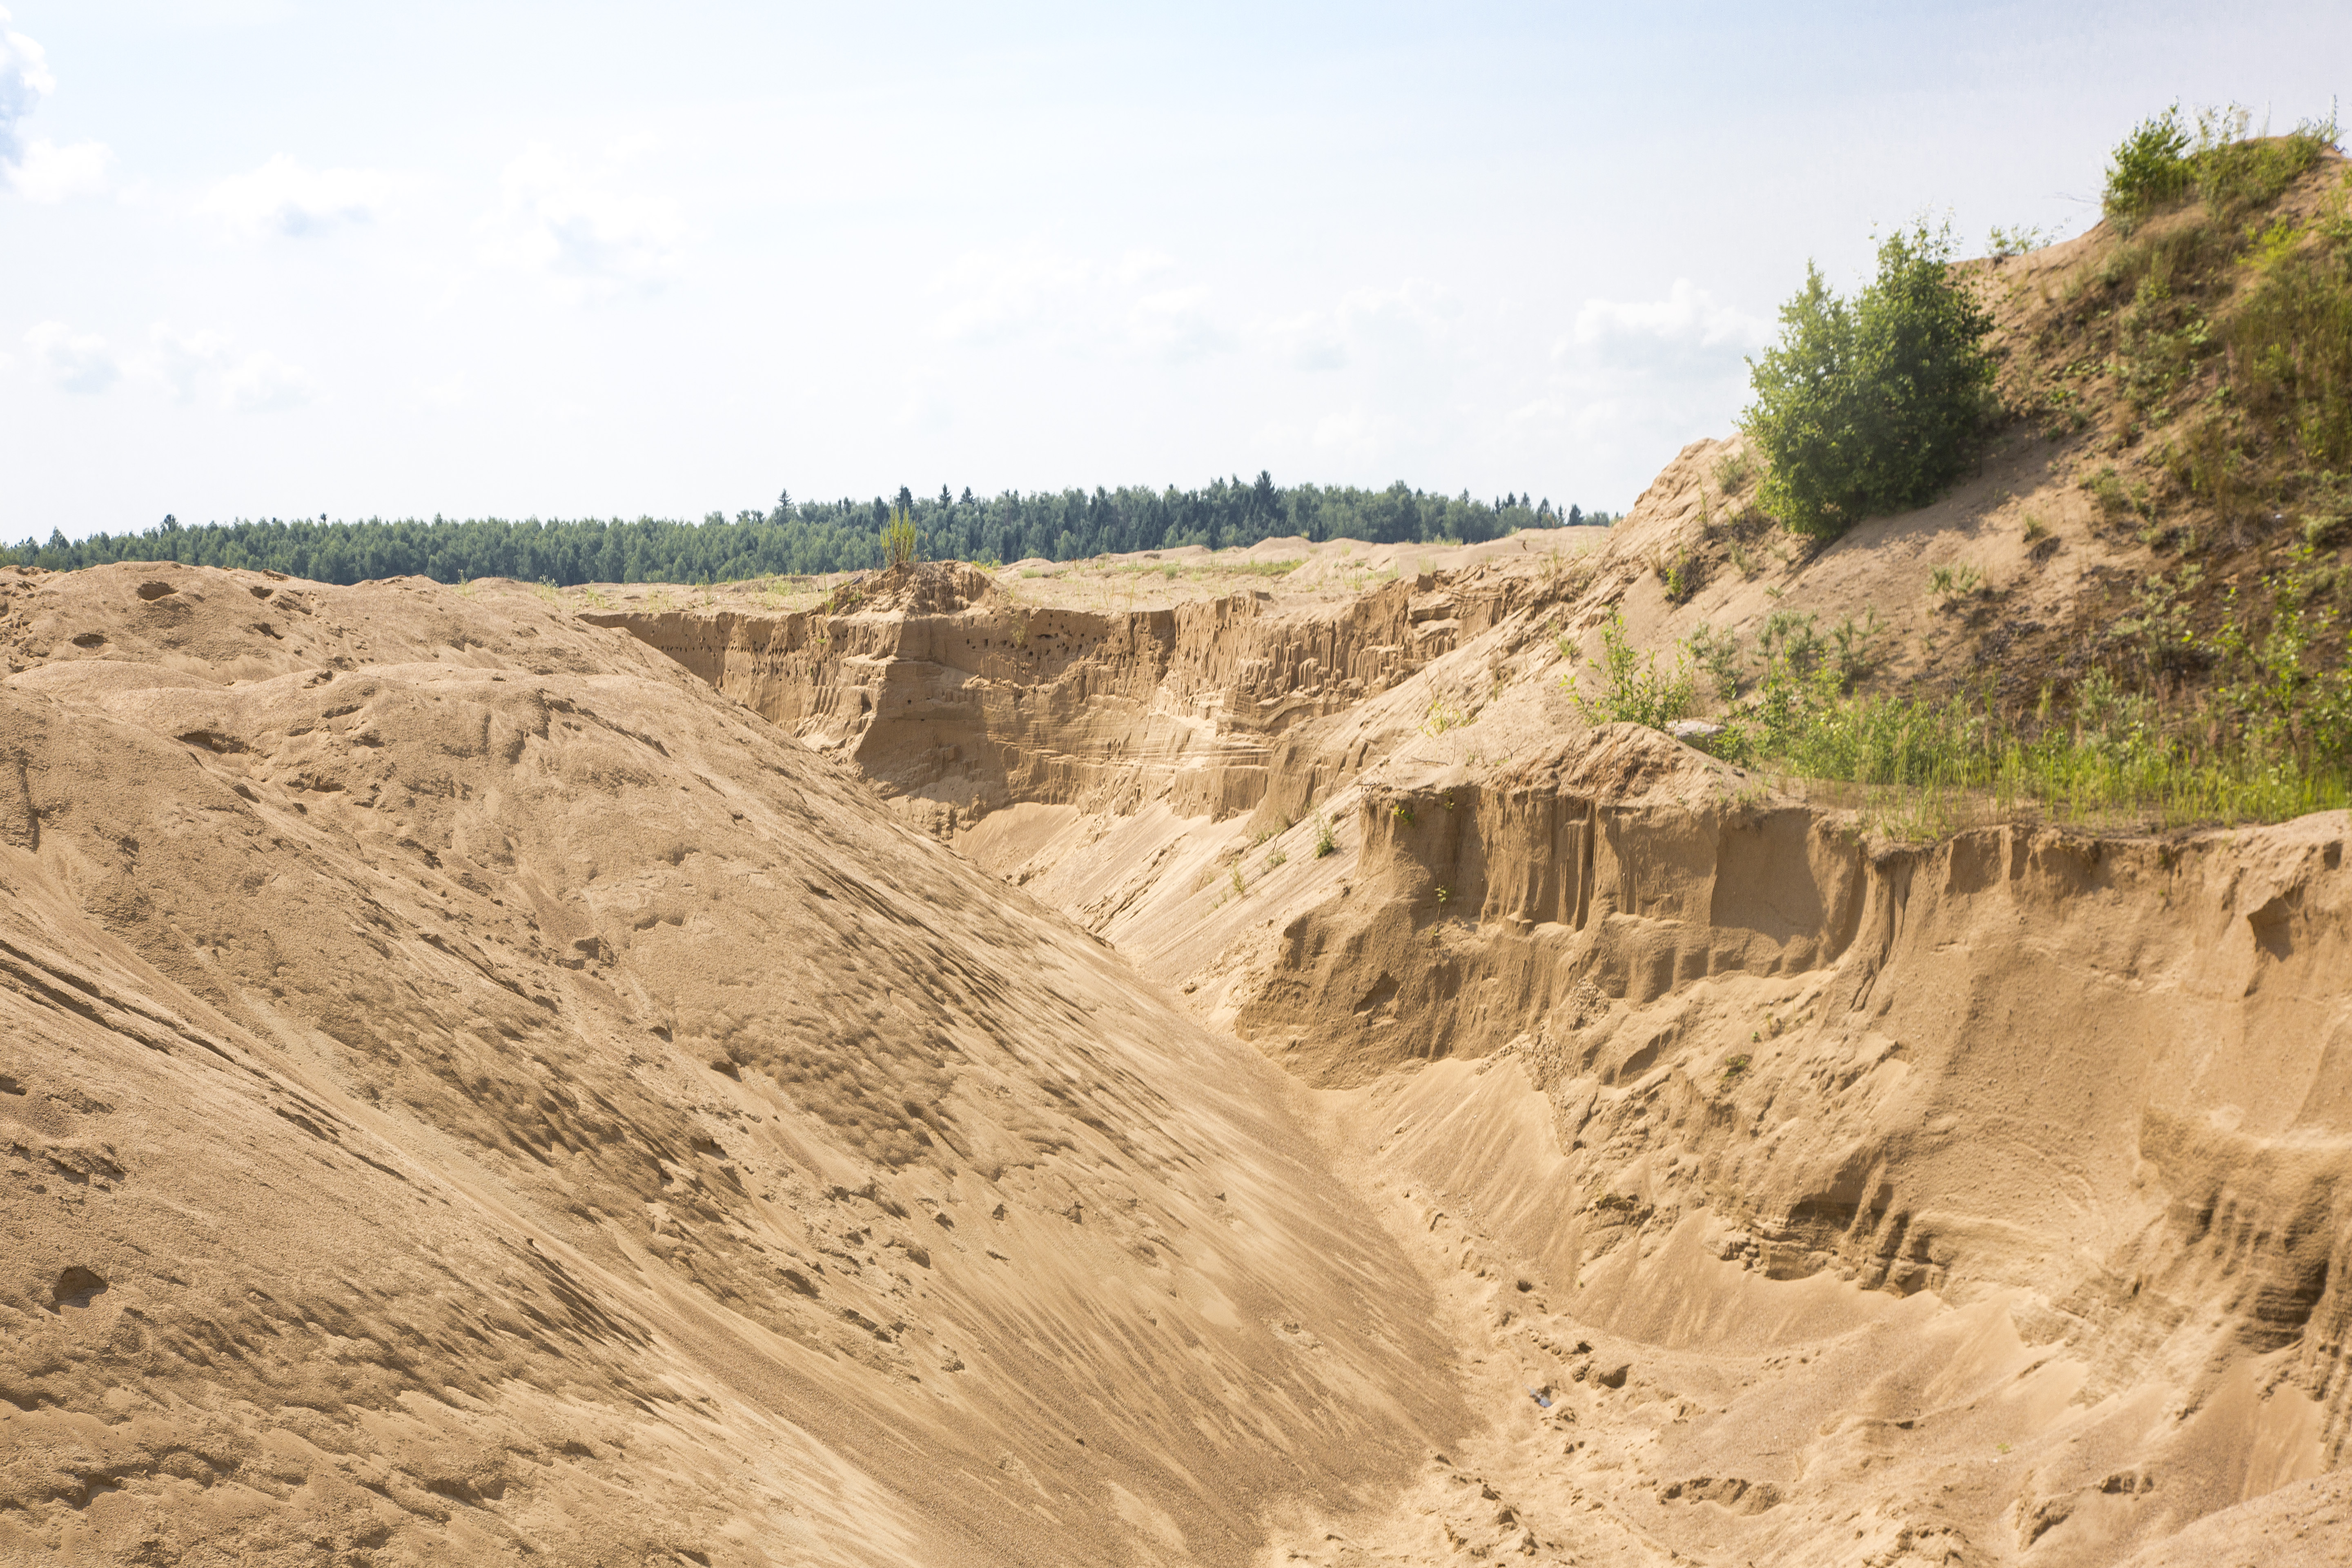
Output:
(2, 420), (2349, 1562)
(569, 436), (2348, 1565)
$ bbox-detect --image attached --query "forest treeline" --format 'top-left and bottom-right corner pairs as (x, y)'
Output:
(3, 474), (1615, 586)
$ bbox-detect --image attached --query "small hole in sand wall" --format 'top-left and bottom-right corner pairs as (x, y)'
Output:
(52, 1267), (107, 1310)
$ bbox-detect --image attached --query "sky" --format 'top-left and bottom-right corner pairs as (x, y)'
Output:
(2, 1), (2347, 541)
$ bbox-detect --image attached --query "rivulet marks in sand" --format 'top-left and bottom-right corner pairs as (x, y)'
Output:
(0, 562), (1461, 1566)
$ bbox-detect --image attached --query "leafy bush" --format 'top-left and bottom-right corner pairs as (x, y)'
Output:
(1561, 611), (1696, 730)
(2230, 189), (2352, 469)
(1927, 563), (1985, 601)
(2192, 106), (2336, 217)
(2102, 103), (2337, 235)
(1743, 222), (1996, 539)
(880, 506), (920, 568)
(2103, 105), (2192, 232)
(1987, 223), (2054, 258)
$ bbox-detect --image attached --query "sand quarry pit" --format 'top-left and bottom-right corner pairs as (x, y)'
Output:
(2, 528), (2349, 1565)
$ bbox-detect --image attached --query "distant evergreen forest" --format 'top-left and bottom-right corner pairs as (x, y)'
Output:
(1, 475), (1615, 587)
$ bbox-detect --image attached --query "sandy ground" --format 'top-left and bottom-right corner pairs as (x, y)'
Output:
(0, 562), (1463, 1566)
(3, 530), (2348, 1566)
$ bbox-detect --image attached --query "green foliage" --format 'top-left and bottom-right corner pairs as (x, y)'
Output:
(1744, 221), (1997, 539)
(2103, 105), (2193, 232)
(1391, 801), (1416, 827)
(1987, 224), (2054, 258)
(1927, 562), (1985, 601)
(1656, 546), (1697, 604)
(1562, 611), (1697, 730)
(2, 472), (1617, 584)
(2103, 102), (2338, 235)
(2083, 466), (2152, 519)
(2208, 545), (2352, 766)
(879, 506), (920, 568)
(2110, 565), (2207, 674)
(2242, 215), (2305, 273)
(1312, 812), (1337, 858)
(2229, 189), (2352, 470)
(2192, 105), (2338, 217)
(1755, 609), (1825, 677)
(1830, 609), (1886, 684)
(1686, 622), (1744, 701)
(1691, 546), (2351, 831)
(1421, 694), (1467, 735)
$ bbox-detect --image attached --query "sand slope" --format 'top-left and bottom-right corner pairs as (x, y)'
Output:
(0, 563), (1463, 1566)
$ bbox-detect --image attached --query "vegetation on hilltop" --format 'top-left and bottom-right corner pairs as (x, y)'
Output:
(1, 476), (1615, 586)
(1595, 105), (2352, 830)
(1744, 221), (1998, 539)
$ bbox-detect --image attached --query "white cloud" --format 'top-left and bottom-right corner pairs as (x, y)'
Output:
(24, 321), (119, 394)
(218, 348), (312, 412)
(1125, 285), (1227, 363)
(146, 325), (233, 402)
(933, 244), (1094, 344)
(9, 135), (110, 200)
(483, 143), (687, 297)
(135, 325), (314, 412)
(0, 8), (55, 168)
(932, 244), (1232, 363)
(0, 9), (112, 201)
(1264, 282), (1462, 373)
(203, 154), (407, 236)
(1569, 278), (1771, 365)
(1489, 278), (1773, 494)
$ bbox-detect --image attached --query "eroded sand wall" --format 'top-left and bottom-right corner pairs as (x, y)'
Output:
(626, 564), (2352, 1559)
(590, 562), (1533, 833)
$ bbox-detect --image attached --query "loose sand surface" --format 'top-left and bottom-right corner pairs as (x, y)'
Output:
(3, 546), (2347, 1567)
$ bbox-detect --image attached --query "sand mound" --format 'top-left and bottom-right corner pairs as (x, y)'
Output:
(0, 562), (1459, 1565)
